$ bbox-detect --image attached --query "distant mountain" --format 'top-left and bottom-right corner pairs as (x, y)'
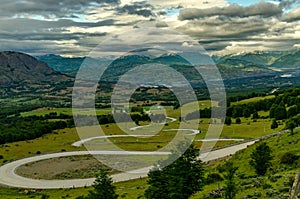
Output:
(37, 50), (300, 84)
(214, 51), (283, 66)
(37, 54), (84, 77)
(0, 51), (69, 87)
(271, 50), (300, 69)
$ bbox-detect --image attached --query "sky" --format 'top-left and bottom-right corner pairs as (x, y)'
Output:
(0, 0), (300, 56)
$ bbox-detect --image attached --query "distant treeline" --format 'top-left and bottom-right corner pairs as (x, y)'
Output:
(0, 112), (75, 144)
(74, 112), (166, 127)
(0, 111), (166, 144)
(185, 88), (300, 122)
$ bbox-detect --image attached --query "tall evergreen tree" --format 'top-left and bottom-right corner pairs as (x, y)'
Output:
(77, 170), (118, 199)
(271, 119), (278, 129)
(250, 143), (272, 176)
(224, 162), (238, 199)
(145, 143), (204, 199)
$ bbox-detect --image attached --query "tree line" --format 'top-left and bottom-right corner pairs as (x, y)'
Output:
(0, 111), (166, 144)
(185, 88), (300, 129)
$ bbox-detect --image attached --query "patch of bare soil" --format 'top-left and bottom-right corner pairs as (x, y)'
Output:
(16, 155), (113, 180)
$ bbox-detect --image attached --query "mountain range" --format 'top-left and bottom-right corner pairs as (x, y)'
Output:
(0, 52), (69, 87)
(37, 50), (300, 79)
(0, 50), (299, 92)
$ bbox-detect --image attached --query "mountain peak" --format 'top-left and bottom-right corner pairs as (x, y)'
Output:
(0, 51), (69, 87)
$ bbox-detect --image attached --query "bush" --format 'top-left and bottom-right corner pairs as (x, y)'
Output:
(280, 152), (298, 164)
(271, 119), (278, 129)
(206, 173), (223, 184)
(225, 117), (232, 125)
(0, 155), (3, 159)
(269, 174), (282, 182)
(265, 189), (278, 197)
(235, 118), (241, 124)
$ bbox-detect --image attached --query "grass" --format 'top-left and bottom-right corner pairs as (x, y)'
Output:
(191, 129), (300, 198)
(21, 107), (112, 117)
(1, 111), (281, 164)
(0, 178), (147, 199)
(0, 128), (84, 164)
(231, 95), (275, 105)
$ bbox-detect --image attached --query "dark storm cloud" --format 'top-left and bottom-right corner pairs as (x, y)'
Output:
(0, 0), (120, 18)
(179, 1), (282, 20)
(0, 17), (111, 55)
(279, 0), (298, 9)
(0, 18), (116, 31)
(117, 2), (154, 17)
(200, 40), (232, 51)
(178, 16), (269, 40)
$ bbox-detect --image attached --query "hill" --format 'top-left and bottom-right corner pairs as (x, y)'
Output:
(37, 54), (84, 77)
(0, 51), (70, 87)
(271, 50), (300, 69)
(192, 129), (300, 199)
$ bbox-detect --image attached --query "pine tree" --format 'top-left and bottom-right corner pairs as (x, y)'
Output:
(224, 162), (238, 199)
(271, 119), (278, 129)
(77, 170), (118, 199)
(145, 143), (204, 199)
(250, 143), (272, 176)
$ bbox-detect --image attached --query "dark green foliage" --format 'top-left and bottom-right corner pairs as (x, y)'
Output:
(271, 119), (278, 129)
(286, 119), (297, 135)
(270, 104), (287, 120)
(287, 105), (298, 118)
(225, 116), (232, 126)
(77, 170), (118, 199)
(232, 106), (243, 118)
(224, 162), (238, 199)
(243, 107), (251, 118)
(145, 143), (204, 199)
(280, 152), (298, 164)
(206, 173), (223, 184)
(252, 111), (259, 119)
(131, 106), (144, 114)
(0, 113), (73, 144)
(41, 194), (50, 199)
(235, 118), (241, 124)
(250, 143), (273, 176)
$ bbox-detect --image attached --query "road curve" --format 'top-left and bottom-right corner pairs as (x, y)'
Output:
(72, 128), (198, 147)
(0, 140), (256, 189)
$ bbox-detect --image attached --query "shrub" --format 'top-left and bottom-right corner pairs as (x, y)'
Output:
(266, 189), (278, 197)
(206, 173), (223, 184)
(280, 152), (298, 164)
(0, 155), (3, 159)
(225, 117), (232, 125)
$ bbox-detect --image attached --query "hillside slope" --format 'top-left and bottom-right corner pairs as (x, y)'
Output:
(0, 51), (69, 87)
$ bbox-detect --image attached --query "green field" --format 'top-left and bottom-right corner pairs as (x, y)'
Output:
(231, 95), (275, 105)
(21, 107), (112, 117)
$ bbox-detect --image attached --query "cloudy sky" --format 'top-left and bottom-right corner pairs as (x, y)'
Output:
(0, 0), (299, 56)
